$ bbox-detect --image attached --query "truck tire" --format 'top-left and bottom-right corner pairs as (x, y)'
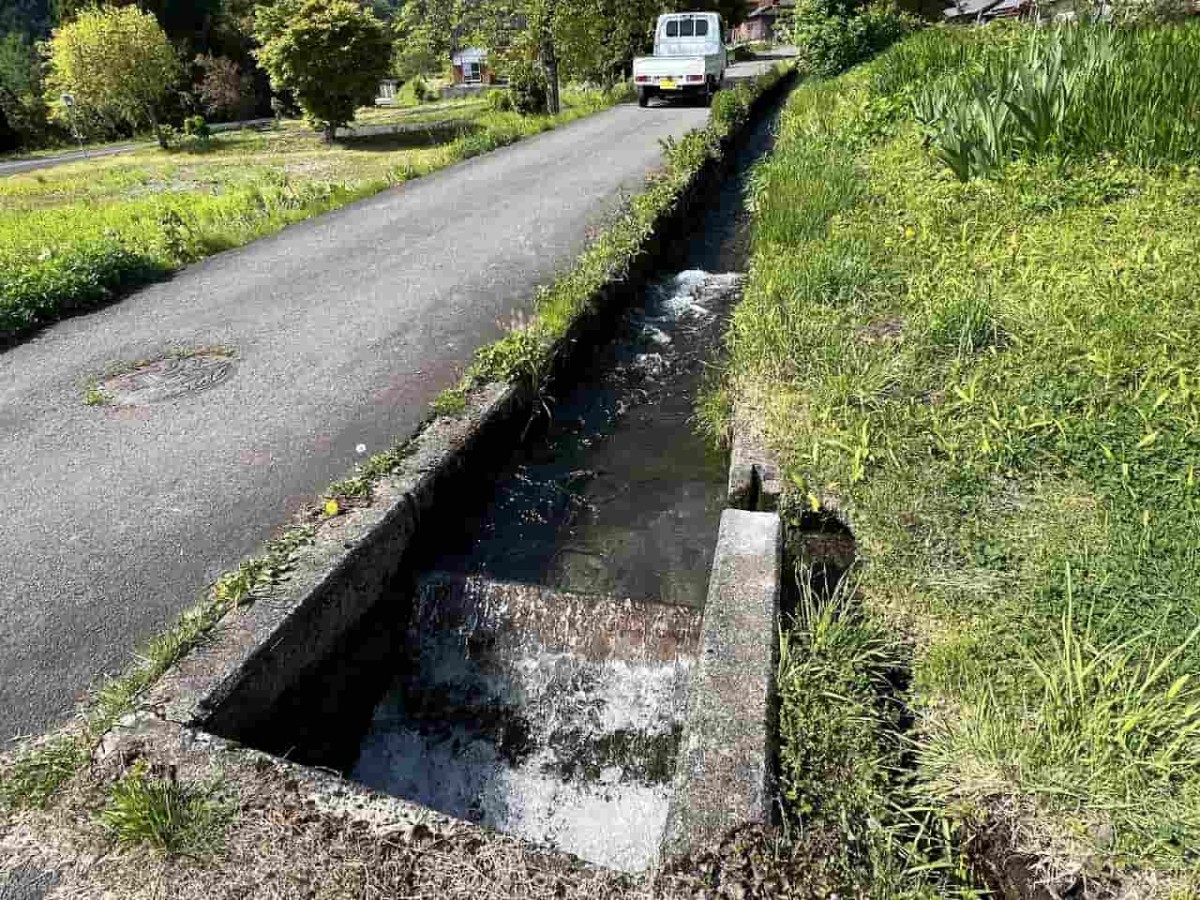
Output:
(703, 78), (716, 107)
(638, 88), (651, 108)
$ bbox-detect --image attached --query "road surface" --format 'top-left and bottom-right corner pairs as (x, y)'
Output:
(0, 101), (714, 743)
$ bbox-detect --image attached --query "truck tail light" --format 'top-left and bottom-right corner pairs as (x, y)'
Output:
(636, 76), (649, 83)
(686, 74), (704, 83)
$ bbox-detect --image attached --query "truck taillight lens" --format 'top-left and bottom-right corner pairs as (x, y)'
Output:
(686, 74), (704, 83)
(636, 76), (649, 83)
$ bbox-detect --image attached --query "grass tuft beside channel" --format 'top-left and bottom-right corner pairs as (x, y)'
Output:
(716, 21), (1200, 897)
(0, 89), (621, 343)
(99, 761), (236, 857)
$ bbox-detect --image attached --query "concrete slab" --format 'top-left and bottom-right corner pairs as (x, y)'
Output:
(662, 509), (782, 857)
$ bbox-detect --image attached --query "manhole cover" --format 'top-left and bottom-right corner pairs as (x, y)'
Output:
(101, 352), (234, 406)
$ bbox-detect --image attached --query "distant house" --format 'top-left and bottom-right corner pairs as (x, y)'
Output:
(733, 0), (794, 42)
(451, 48), (496, 85)
(942, 0), (1022, 21)
(941, 0), (1141, 22)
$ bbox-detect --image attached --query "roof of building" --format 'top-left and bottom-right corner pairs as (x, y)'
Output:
(747, 0), (795, 18)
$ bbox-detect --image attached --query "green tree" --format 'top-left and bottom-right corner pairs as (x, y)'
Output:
(0, 31), (38, 97)
(255, 0), (392, 141)
(45, 5), (182, 143)
(391, 0), (455, 80)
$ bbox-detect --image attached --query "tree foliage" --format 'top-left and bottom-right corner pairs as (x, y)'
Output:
(45, 5), (182, 138)
(391, 0), (463, 79)
(255, 0), (392, 141)
(196, 52), (254, 119)
(784, 0), (912, 77)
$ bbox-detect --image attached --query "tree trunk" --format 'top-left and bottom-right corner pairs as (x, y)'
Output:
(542, 40), (560, 115)
(538, 0), (561, 116)
(148, 107), (169, 149)
(324, 123), (337, 143)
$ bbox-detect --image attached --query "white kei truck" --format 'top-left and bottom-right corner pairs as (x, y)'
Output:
(633, 12), (729, 108)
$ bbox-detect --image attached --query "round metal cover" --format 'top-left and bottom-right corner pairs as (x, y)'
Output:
(102, 352), (234, 406)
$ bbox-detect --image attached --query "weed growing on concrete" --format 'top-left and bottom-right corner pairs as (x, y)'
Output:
(430, 386), (469, 417)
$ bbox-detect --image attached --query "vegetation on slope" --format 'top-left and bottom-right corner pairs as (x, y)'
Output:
(717, 21), (1200, 898)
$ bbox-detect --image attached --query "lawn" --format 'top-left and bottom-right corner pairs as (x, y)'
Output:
(0, 88), (622, 342)
(716, 21), (1200, 898)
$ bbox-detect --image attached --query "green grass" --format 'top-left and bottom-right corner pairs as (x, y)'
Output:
(0, 89), (620, 342)
(99, 762), (235, 856)
(718, 21), (1200, 895)
(0, 735), (90, 811)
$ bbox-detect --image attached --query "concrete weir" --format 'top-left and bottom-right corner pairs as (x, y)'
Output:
(353, 576), (700, 872)
(181, 276), (788, 872)
(125, 76), (795, 878)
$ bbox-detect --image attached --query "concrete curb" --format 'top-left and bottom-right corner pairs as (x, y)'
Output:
(727, 426), (782, 512)
(660, 509), (782, 858)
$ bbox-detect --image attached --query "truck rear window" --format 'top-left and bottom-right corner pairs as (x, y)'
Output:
(666, 18), (701, 37)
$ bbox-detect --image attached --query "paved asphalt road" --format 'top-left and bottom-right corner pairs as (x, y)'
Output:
(0, 100), (716, 743)
(0, 119), (276, 177)
(0, 143), (145, 176)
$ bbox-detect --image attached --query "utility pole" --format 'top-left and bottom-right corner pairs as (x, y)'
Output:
(60, 93), (85, 155)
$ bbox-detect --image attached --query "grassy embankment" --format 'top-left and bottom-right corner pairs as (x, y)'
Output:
(0, 88), (622, 342)
(715, 22), (1200, 898)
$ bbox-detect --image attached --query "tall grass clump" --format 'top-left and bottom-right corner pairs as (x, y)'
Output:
(99, 762), (235, 856)
(778, 566), (981, 897)
(912, 22), (1200, 179)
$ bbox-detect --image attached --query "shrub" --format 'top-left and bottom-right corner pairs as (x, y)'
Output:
(507, 60), (549, 116)
(183, 115), (211, 145)
(254, 0), (393, 142)
(45, 6), (182, 145)
(195, 54), (255, 122)
(410, 74), (432, 103)
(487, 88), (514, 112)
(786, 0), (914, 77)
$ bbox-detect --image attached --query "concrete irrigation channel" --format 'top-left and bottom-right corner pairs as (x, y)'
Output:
(93, 76), (823, 877)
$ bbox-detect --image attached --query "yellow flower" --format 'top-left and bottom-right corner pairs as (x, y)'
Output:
(324, 499), (340, 517)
